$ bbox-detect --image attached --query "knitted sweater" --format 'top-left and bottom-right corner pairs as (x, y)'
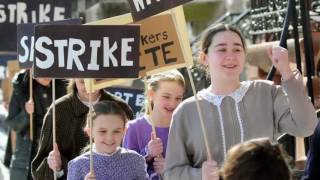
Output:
(67, 147), (148, 180)
(31, 90), (133, 180)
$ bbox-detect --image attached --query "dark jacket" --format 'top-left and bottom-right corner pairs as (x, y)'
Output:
(5, 70), (67, 180)
(31, 89), (133, 180)
(302, 110), (320, 180)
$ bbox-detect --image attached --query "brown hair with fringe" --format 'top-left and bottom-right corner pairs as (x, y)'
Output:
(85, 100), (128, 129)
(81, 100), (128, 153)
(221, 138), (291, 180)
(200, 23), (247, 54)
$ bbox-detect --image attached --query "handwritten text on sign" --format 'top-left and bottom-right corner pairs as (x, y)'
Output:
(105, 86), (144, 118)
(137, 14), (184, 76)
(0, 0), (71, 52)
(127, 0), (192, 21)
(34, 25), (140, 78)
(17, 19), (81, 69)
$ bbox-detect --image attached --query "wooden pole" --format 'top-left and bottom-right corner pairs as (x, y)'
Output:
(29, 70), (33, 141)
(89, 79), (95, 176)
(186, 67), (212, 160)
(147, 102), (157, 136)
(144, 77), (162, 180)
(295, 137), (306, 170)
(52, 79), (57, 180)
(143, 77), (157, 137)
(169, 6), (211, 160)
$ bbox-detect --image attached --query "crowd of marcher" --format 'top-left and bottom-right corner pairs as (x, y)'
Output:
(1, 23), (319, 180)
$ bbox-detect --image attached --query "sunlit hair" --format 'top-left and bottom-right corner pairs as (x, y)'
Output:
(67, 79), (77, 94)
(85, 100), (128, 130)
(221, 138), (291, 180)
(200, 23), (247, 54)
(145, 70), (185, 114)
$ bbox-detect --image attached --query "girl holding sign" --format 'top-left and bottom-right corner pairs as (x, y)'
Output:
(31, 79), (133, 180)
(164, 24), (318, 180)
(123, 70), (185, 179)
(67, 100), (148, 180)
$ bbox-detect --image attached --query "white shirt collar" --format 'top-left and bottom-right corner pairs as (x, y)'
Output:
(198, 81), (252, 106)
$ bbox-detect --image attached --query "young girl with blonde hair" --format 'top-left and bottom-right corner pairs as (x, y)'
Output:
(123, 70), (185, 179)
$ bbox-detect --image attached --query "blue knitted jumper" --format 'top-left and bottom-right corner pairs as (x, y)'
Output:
(67, 147), (148, 180)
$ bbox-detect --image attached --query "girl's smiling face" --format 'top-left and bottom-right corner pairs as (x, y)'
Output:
(92, 114), (125, 154)
(149, 81), (184, 121)
(202, 30), (246, 82)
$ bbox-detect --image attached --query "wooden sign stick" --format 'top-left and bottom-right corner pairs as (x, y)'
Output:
(295, 137), (306, 169)
(144, 77), (157, 137)
(186, 67), (212, 161)
(147, 102), (157, 137)
(52, 79), (57, 180)
(89, 79), (95, 177)
(144, 77), (162, 180)
(29, 69), (33, 141)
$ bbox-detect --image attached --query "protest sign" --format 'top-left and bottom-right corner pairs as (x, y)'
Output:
(33, 25), (140, 78)
(127, 0), (192, 21)
(105, 86), (144, 118)
(17, 19), (81, 69)
(84, 6), (193, 91)
(0, 0), (71, 52)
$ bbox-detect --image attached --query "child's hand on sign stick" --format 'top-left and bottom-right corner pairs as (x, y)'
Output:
(153, 156), (165, 175)
(25, 99), (34, 114)
(47, 143), (62, 171)
(147, 132), (163, 158)
(202, 160), (220, 180)
(84, 172), (96, 180)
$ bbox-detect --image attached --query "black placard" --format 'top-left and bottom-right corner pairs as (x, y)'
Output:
(17, 19), (81, 69)
(127, 0), (192, 21)
(34, 25), (140, 79)
(105, 86), (144, 118)
(0, 0), (71, 52)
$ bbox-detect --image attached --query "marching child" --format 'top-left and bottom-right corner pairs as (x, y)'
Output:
(67, 100), (147, 180)
(123, 70), (185, 179)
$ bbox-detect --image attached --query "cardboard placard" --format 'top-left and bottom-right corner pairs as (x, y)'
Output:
(17, 19), (82, 69)
(127, 0), (192, 21)
(0, 0), (71, 52)
(33, 25), (140, 78)
(138, 14), (184, 76)
(84, 6), (193, 91)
